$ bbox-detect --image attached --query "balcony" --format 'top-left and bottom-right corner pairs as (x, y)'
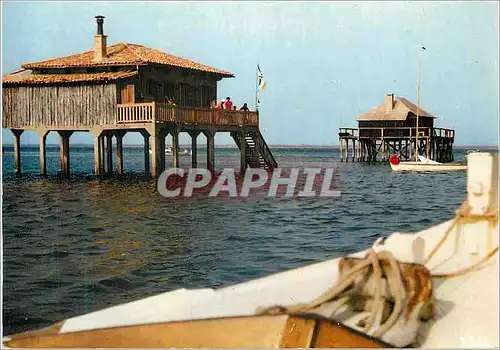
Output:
(116, 102), (259, 127)
(339, 127), (455, 139)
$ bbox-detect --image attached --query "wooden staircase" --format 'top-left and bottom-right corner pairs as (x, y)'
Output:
(231, 129), (277, 170)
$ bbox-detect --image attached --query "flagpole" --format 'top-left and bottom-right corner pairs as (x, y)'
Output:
(415, 46), (424, 161)
(255, 64), (259, 111)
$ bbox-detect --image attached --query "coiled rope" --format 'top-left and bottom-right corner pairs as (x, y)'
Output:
(259, 249), (411, 339)
(257, 200), (499, 342)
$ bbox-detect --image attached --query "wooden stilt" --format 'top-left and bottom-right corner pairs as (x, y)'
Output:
(339, 138), (343, 162)
(58, 131), (72, 179)
(98, 134), (105, 175)
(172, 128), (180, 168)
(141, 130), (150, 174)
(361, 140), (365, 162)
(116, 131), (125, 175)
(158, 130), (166, 173)
(190, 131), (200, 168)
(426, 136), (430, 159)
(381, 128), (385, 158)
(352, 139), (356, 162)
(354, 140), (358, 161)
(205, 130), (215, 172)
(106, 132), (113, 176)
(93, 135), (102, 176)
(90, 127), (103, 176)
(346, 139), (349, 162)
(240, 128), (247, 174)
(37, 128), (49, 176)
(148, 126), (161, 177)
(11, 129), (23, 176)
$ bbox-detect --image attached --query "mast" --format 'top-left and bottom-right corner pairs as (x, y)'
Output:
(255, 64), (259, 111)
(415, 46), (424, 161)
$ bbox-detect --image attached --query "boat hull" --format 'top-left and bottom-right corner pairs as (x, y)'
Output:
(390, 161), (467, 172)
(2, 315), (391, 348)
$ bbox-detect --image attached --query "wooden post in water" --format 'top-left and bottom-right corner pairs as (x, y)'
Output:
(58, 131), (73, 178)
(205, 130), (215, 172)
(362, 140), (366, 162)
(189, 131), (200, 168)
(171, 128), (180, 169)
(106, 131), (113, 176)
(115, 130), (126, 175)
(345, 139), (349, 162)
(240, 128), (247, 174)
(93, 136), (101, 176)
(355, 139), (359, 161)
(158, 129), (166, 173)
(426, 135), (430, 159)
(409, 128), (413, 161)
(140, 130), (150, 174)
(339, 138), (343, 162)
(147, 125), (161, 177)
(11, 129), (23, 176)
(90, 127), (103, 176)
(381, 128), (385, 159)
(37, 128), (49, 176)
(352, 139), (356, 162)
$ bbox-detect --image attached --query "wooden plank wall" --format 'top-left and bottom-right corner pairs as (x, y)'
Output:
(135, 66), (218, 108)
(2, 84), (117, 128)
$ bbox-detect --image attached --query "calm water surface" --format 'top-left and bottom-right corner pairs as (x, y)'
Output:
(1, 146), (485, 335)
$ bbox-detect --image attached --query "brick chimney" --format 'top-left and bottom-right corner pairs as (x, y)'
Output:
(93, 15), (107, 61)
(385, 93), (394, 112)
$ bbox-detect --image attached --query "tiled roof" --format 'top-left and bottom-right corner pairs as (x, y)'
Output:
(357, 96), (436, 121)
(2, 70), (138, 86)
(21, 43), (234, 77)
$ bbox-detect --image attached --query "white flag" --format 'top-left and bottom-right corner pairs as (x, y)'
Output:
(258, 65), (267, 90)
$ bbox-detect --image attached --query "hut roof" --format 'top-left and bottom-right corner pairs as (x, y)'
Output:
(20, 43), (234, 77)
(2, 70), (138, 86)
(356, 96), (436, 121)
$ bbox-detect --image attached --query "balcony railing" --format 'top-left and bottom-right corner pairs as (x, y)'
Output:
(116, 102), (259, 126)
(338, 127), (455, 139)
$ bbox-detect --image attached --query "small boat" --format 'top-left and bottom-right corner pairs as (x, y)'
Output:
(465, 149), (481, 158)
(148, 148), (190, 156)
(389, 154), (467, 172)
(3, 152), (498, 348)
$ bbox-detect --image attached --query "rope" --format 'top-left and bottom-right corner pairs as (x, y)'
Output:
(430, 247), (498, 279)
(423, 200), (499, 278)
(259, 249), (409, 339)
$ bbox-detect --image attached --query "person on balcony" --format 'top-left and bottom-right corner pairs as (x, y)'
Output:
(166, 97), (176, 106)
(239, 103), (249, 111)
(224, 97), (233, 110)
(210, 100), (223, 110)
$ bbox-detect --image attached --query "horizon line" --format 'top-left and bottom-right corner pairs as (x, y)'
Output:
(1, 143), (498, 149)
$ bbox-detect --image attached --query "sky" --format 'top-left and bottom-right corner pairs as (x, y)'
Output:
(1, 1), (499, 146)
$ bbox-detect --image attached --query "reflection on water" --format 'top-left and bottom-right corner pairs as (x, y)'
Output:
(2, 147), (492, 335)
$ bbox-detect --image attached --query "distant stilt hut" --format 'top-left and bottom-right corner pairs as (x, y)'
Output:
(338, 93), (455, 163)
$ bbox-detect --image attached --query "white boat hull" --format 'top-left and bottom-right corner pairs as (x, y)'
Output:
(390, 161), (467, 172)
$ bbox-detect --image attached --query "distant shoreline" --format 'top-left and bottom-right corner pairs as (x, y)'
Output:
(2, 144), (498, 150)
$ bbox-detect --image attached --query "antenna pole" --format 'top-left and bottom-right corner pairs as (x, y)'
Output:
(415, 49), (422, 161)
(255, 65), (259, 111)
